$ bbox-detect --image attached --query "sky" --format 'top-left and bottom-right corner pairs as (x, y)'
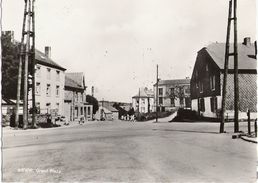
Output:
(2, 0), (256, 103)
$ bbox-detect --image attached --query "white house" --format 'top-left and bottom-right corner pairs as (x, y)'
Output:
(30, 46), (66, 116)
(132, 87), (154, 114)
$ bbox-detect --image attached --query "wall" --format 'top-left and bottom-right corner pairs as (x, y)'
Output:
(132, 97), (154, 113)
(31, 64), (65, 116)
(220, 73), (257, 112)
(154, 84), (190, 111)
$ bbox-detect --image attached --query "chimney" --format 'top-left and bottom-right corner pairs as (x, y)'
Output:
(45, 46), (51, 58)
(243, 37), (251, 46)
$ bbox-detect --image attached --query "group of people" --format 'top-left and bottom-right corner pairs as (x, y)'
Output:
(121, 114), (135, 122)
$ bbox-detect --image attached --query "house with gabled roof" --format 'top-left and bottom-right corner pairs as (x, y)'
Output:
(64, 72), (93, 121)
(153, 79), (191, 112)
(31, 46), (66, 116)
(190, 37), (257, 119)
(132, 87), (154, 113)
(95, 101), (119, 120)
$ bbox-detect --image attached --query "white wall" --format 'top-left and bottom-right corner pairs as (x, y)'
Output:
(132, 97), (154, 113)
(31, 64), (65, 116)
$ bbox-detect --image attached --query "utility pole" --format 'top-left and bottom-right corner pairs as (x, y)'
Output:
(31, 0), (36, 128)
(155, 64), (159, 123)
(220, 0), (232, 133)
(15, 0), (36, 129)
(15, 1), (28, 128)
(138, 88), (140, 119)
(220, 0), (239, 133)
(233, 0), (239, 133)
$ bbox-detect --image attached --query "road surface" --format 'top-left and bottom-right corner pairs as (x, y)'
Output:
(3, 120), (257, 182)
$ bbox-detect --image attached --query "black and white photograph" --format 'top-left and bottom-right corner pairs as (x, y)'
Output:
(1, 0), (257, 182)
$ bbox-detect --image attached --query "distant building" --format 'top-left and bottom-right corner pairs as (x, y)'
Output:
(190, 37), (257, 119)
(96, 101), (119, 120)
(31, 46), (66, 116)
(132, 87), (154, 113)
(64, 72), (93, 121)
(153, 79), (191, 112)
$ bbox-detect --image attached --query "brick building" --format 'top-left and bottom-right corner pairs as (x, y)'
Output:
(190, 37), (257, 119)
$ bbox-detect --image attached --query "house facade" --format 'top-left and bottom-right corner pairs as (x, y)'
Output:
(95, 105), (119, 121)
(64, 72), (93, 121)
(132, 87), (154, 113)
(32, 46), (66, 116)
(191, 37), (257, 119)
(153, 79), (191, 112)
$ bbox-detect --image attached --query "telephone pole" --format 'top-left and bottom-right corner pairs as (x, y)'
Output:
(155, 64), (159, 123)
(233, 0), (239, 133)
(220, 0), (239, 133)
(15, 0), (36, 129)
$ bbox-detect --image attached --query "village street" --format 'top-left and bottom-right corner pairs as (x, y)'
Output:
(3, 120), (257, 182)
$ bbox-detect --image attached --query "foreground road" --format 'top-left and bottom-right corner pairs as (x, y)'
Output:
(3, 121), (257, 182)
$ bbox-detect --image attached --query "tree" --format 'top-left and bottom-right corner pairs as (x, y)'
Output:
(166, 85), (185, 107)
(1, 33), (23, 99)
(86, 95), (99, 114)
(128, 108), (135, 116)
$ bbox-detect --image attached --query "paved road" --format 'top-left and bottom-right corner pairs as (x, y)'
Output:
(3, 121), (257, 182)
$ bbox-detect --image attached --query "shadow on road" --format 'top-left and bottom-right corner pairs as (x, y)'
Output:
(152, 128), (220, 134)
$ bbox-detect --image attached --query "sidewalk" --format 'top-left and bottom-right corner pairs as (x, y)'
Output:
(2, 120), (94, 134)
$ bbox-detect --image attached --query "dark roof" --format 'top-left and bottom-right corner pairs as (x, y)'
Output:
(154, 79), (190, 86)
(132, 88), (154, 98)
(104, 105), (119, 112)
(65, 72), (85, 90)
(205, 42), (257, 70)
(35, 49), (66, 71)
(65, 76), (82, 89)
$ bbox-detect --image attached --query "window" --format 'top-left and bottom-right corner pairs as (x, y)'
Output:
(199, 81), (203, 93)
(46, 84), (51, 96)
(159, 97), (163, 105)
(158, 88), (163, 96)
(47, 68), (51, 79)
(46, 103), (51, 113)
(74, 92), (78, 102)
(206, 64), (209, 71)
(170, 88), (175, 95)
(36, 82), (41, 95)
(199, 98), (205, 112)
(56, 70), (60, 81)
(171, 98), (175, 107)
(36, 66), (41, 77)
(210, 97), (218, 112)
(180, 98), (184, 105)
(196, 82), (199, 89)
(210, 75), (216, 90)
(56, 85), (60, 97)
(141, 98), (145, 104)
